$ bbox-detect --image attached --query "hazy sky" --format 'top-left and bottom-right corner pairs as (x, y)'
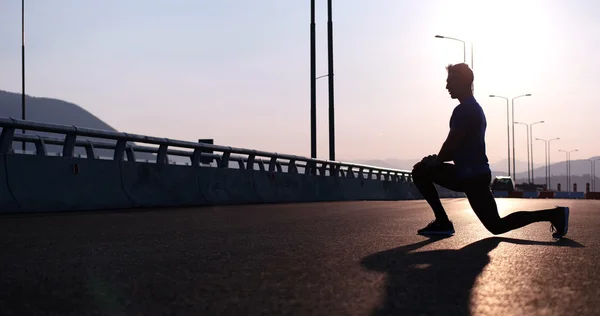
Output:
(1, 0), (598, 165)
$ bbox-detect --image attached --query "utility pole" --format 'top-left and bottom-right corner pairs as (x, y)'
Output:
(310, 0), (317, 163)
(327, 0), (335, 161)
(21, 0), (26, 153)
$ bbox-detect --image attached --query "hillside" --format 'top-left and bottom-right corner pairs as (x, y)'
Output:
(0, 90), (154, 160)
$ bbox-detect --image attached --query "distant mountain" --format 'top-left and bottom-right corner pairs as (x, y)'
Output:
(0, 90), (154, 160)
(350, 156), (600, 192)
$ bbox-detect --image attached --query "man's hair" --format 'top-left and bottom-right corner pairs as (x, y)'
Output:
(446, 63), (474, 86)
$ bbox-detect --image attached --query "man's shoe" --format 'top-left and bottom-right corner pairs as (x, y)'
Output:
(550, 206), (569, 239)
(418, 219), (455, 235)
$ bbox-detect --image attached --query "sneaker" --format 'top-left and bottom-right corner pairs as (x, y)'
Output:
(418, 219), (455, 235)
(550, 206), (569, 239)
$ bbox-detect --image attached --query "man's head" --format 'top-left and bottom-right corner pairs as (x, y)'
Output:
(445, 63), (474, 100)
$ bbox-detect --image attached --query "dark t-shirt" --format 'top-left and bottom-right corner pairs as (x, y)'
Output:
(449, 96), (490, 180)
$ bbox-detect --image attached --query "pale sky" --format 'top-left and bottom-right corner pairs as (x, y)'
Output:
(0, 0), (598, 165)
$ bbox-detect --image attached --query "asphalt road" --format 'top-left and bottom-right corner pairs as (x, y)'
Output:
(1, 198), (599, 316)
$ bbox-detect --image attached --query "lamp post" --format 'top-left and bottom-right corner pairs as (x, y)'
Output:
(587, 159), (594, 192)
(514, 122), (531, 183)
(434, 35), (473, 68)
(511, 94), (532, 179)
(535, 138), (548, 188)
(529, 121), (545, 184)
(309, 0), (336, 162)
(536, 137), (560, 190)
(593, 158), (600, 192)
(559, 149), (578, 192)
(548, 138), (560, 190)
(326, 0), (335, 161)
(21, 0), (26, 153)
(310, 0), (316, 160)
(489, 95), (510, 177)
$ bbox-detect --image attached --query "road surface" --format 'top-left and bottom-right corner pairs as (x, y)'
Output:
(1, 198), (598, 315)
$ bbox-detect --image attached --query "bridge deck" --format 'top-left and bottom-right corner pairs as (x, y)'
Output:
(1, 199), (598, 315)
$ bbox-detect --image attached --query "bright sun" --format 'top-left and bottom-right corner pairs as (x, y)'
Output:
(429, 0), (556, 94)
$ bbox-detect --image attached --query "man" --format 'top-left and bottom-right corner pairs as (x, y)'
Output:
(412, 63), (569, 239)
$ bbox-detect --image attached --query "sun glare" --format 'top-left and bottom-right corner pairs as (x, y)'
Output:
(430, 0), (556, 95)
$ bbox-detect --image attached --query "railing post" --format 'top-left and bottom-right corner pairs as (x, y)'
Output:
(126, 147), (136, 162)
(62, 134), (77, 157)
(219, 151), (231, 168)
(268, 157), (277, 172)
(114, 140), (127, 161)
(0, 127), (15, 154)
(288, 159), (297, 174)
(34, 137), (47, 156)
(85, 141), (97, 160)
(247, 154), (256, 171)
(157, 144), (169, 164)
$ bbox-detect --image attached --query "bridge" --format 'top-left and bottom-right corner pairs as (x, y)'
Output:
(1, 118), (598, 315)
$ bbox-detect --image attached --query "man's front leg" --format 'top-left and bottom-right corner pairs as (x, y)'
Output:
(412, 163), (455, 235)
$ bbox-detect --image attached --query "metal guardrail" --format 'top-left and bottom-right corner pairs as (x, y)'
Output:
(0, 117), (413, 182)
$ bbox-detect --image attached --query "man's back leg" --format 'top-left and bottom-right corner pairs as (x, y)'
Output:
(465, 184), (569, 238)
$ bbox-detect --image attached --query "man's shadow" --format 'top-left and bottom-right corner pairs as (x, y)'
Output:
(361, 236), (584, 316)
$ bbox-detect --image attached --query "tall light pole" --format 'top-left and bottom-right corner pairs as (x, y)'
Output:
(327, 0), (335, 161)
(559, 149), (578, 192)
(489, 95), (510, 176)
(587, 159), (594, 192)
(536, 137), (560, 190)
(529, 121), (545, 184)
(514, 122), (531, 183)
(593, 158), (600, 192)
(548, 138), (560, 190)
(511, 94), (532, 179)
(21, 0), (26, 153)
(310, 0), (316, 161)
(535, 138), (549, 188)
(434, 35), (473, 68)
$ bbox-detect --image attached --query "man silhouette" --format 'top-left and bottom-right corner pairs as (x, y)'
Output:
(412, 63), (569, 239)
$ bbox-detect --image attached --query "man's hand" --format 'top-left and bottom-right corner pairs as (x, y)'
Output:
(414, 154), (441, 169)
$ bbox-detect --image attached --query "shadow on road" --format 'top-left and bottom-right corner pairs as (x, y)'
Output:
(361, 236), (584, 316)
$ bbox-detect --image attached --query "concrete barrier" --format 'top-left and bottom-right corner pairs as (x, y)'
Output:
(198, 167), (262, 205)
(0, 155), (464, 213)
(554, 192), (586, 199)
(538, 191), (555, 199)
(0, 155), (19, 212)
(570, 192), (585, 199)
(523, 191), (539, 199)
(586, 192), (600, 200)
(508, 191), (524, 198)
(3, 155), (133, 213)
(493, 191), (509, 198)
(120, 162), (206, 208)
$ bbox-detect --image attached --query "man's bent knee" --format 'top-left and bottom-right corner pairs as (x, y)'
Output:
(412, 163), (431, 182)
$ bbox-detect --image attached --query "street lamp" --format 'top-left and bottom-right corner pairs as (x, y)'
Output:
(529, 121), (545, 184)
(535, 138), (549, 188)
(514, 122), (531, 183)
(536, 137), (560, 190)
(309, 0), (336, 162)
(511, 94), (532, 179)
(434, 35), (473, 68)
(489, 95), (511, 177)
(593, 158), (600, 192)
(21, 0), (26, 153)
(548, 138), (560, 190)
(558, 149), (578, 192)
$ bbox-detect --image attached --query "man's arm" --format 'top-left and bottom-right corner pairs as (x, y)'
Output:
(435, 125), (468, 163)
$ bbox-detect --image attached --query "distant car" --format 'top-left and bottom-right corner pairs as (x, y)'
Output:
(491, 176), (516, 192)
